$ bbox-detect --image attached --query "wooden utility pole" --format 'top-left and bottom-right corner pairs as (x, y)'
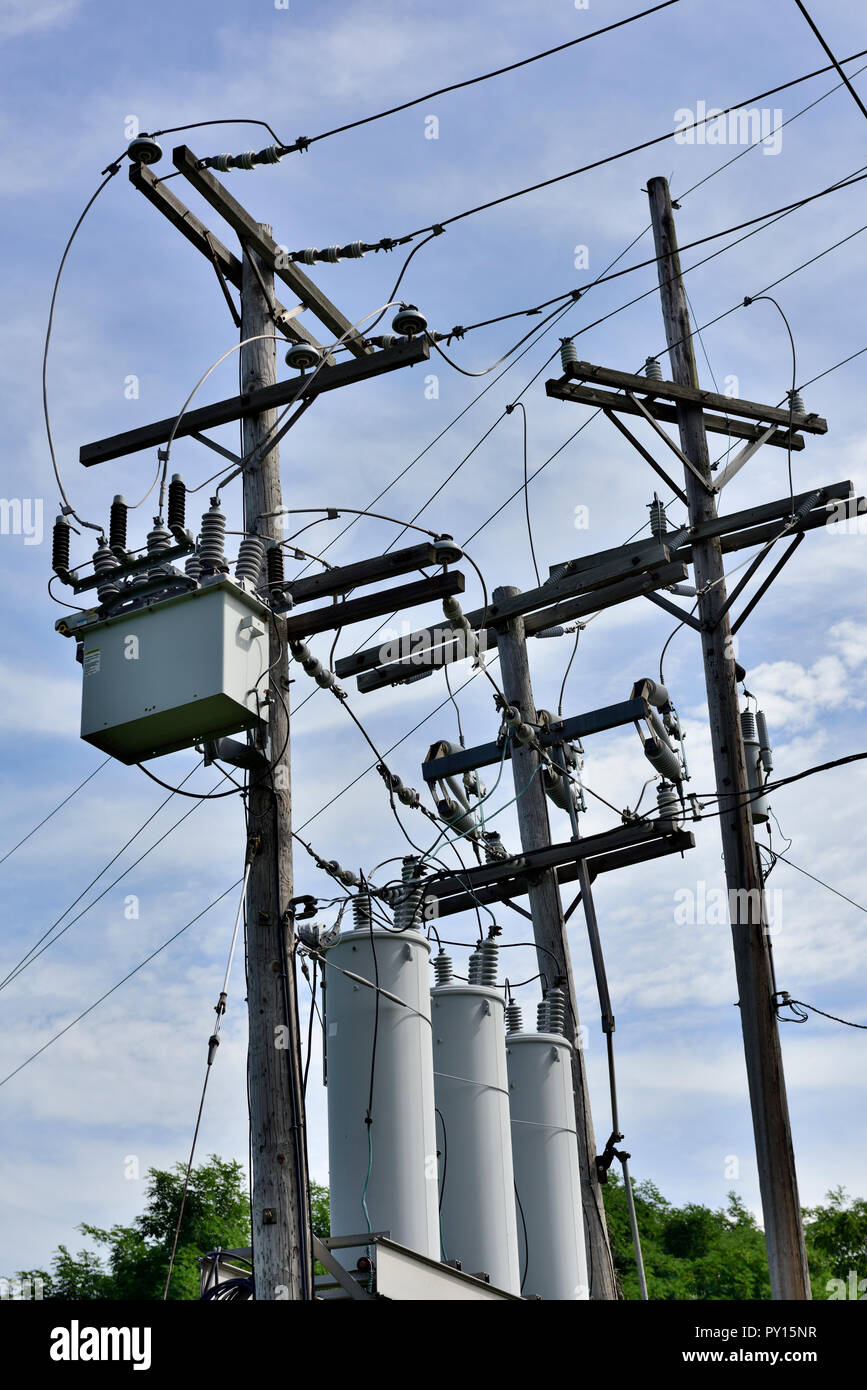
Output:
(493, 586), (617, 1300)
(241, 235), (312, 1300)
(646, 177), (810, 1299)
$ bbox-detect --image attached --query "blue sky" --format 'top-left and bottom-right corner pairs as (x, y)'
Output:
(2, 0), (867, 1278)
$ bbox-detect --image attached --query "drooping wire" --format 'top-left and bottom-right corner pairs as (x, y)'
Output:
(0, 879), (244, 1089)
(0, 761), (211, 992)
(163, 863), (253, 1299)
(43, 166), (122, 534)
(0, 758), (111, 867)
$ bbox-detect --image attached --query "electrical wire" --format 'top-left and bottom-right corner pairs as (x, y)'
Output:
(136, 761), (243, 799)
(43, 167), (121, 534)
(781, 998), (867, 1030)
(380, 49), (867, 243)
(764, 849), (867, 918)
(430, 166), (867, 361)
(0, 770), (234, 993)
(557, 627), (581, 719)
(742, 294), (798, 512)
(288, 51), (867, 593)
(0, 879), (243, 1089)
(287, 0), (681, 153)
(0, 760), (205, 991)
(0, 758), (111, 866)
(162, 865), (252, 1299)
(508, 401), (540, 585)
(793, 2), (867, 126)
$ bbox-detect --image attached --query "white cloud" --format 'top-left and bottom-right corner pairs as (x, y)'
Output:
(0, 0), (81, 43)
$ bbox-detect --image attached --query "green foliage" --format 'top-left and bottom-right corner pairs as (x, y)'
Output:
(11, 1163), (867, 1302)
(11, 1154), (251, 1301)
(803, 1187), (867, 1298)
(602, 1174), (771, 1299)
(309, 1180), (330, 1240)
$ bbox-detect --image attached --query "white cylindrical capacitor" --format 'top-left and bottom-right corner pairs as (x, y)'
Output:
(432, 981), (521, 1294)
(507, 1027), (589, 1300)
(324, 927), (439, 1271)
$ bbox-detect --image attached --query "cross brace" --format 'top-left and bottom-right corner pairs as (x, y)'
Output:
(421, 696), (647, 782)
(173, 146), (371, 356)
(129, 163), (329, 352)
(552, 358), (828, 433)
(79, 336), (429, 465)
(424, 824), (695, 918)
(546, 378), (809, 450)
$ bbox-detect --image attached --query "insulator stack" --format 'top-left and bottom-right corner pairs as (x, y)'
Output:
(377, 765), (420, 808)
(319, 856), (361, 889)
(146, 517), (173, 580)
(394, 856), (425, 933)
(93, 541), (120, 601)
(477, 937), (499, 988)
(109, 495), (128, 555)
(199, 498), (228, 574)
(167, 475), (186, 538)
(536, 626), (565, 639)
(235, 534), (265, 587)
(504, 1000), (523, 1034)
(644, 356), (663, 381)
(741, 710), (757, 741)
(787, 389), (806, 416)
(433, 952), (453, 987)
(656, 781), (683, 833)
(536, 1000), (551, 1032)
(184, 553), (202, 582)
(467, 947), (482, 985)
(545, 987), (566, 1036)
(560, 338), (578, 372)
(793, 489), (820, 522)
(484, 830), (509, 863)
(52, 515), (71, 577)
(352, 890), (373, 931)
(289, 639), (339, 691)
(648, 494), (667, 539)
(266, 543), (285, 593)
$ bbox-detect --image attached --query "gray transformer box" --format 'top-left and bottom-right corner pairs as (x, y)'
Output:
(77, 578), (270, 764)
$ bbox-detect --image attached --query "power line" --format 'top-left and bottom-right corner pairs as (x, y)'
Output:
(764, 848), (867, 918)
(0, 880), (244, 1089)
(432, 167), (867, 350)
(0, 762), (203, 991)
(290, 56), (867, 610)
(0, 757), (111, 867)
(203, 1), (682, 165)
(285, 47), (867, 256)
(793, 1), (867, 126)
(0, 769), (233, 992)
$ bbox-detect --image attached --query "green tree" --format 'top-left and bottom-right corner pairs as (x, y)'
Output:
(11, 1154), (251, 1300)
(803, 1187), (867, 1299)
(602, 1174), (771, 1300)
